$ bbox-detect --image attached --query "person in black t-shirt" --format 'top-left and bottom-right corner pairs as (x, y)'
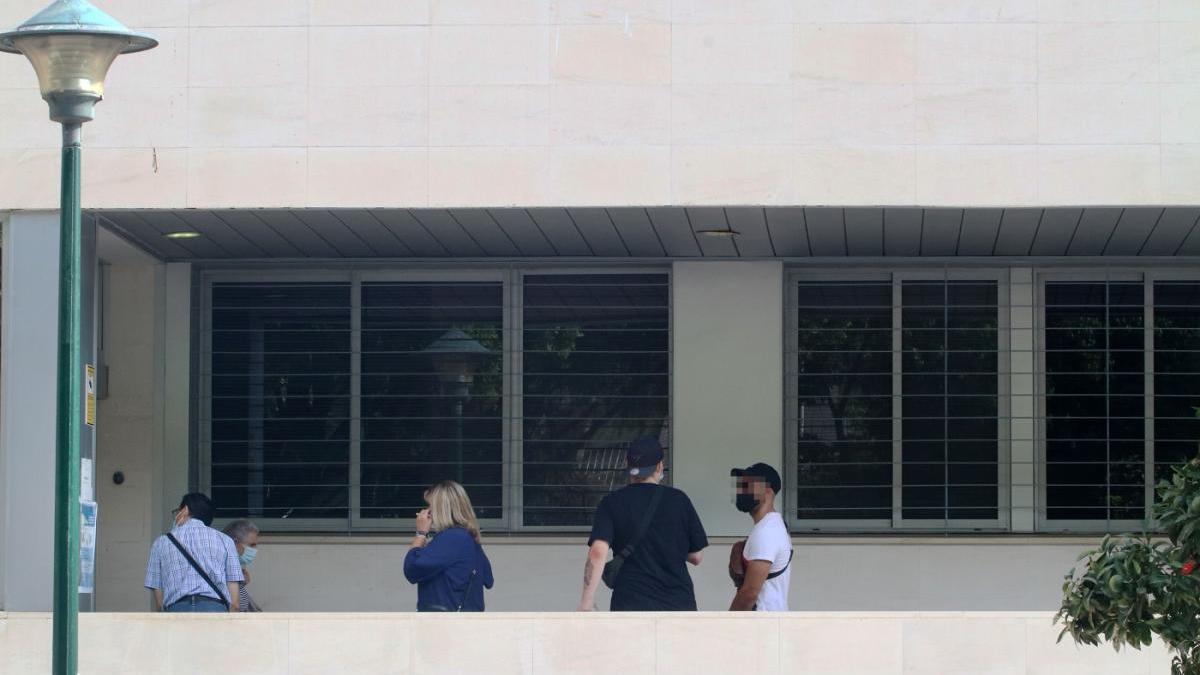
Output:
(578, 436), (709, 611)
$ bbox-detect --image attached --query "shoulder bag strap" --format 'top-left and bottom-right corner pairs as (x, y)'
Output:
(166, 533), (230, 608)
(455, 543), (482, 612)
(616, 484), (665, 563)
(766, 549), (794, 580)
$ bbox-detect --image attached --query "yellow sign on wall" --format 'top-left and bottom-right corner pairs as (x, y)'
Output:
(85, 364), (96, 427)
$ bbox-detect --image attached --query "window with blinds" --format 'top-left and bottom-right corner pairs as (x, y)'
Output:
(203, 272), (668, 530)
(900, 280), (1000, 521)
(360, 282), (504, 520)
(1044, 281), (1146, 522)
(1041, 276), (1200, 528)
(208, 283), (352, 521)
(794, 281), (893, 521)
(791, 275), (1002, 529)
(521, 274), (671, 527)
(1153, 282), (1200, 487)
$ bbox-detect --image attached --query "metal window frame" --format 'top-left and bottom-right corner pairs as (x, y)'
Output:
(1145, 269), (1200, 513)
(786, 267), (1010, 533)
(893, 269), (1010, 531)
(199, 264), (671, 534)
(200, 269), (357, 532)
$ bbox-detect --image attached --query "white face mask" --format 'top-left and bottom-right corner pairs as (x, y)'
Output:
(239, 546), (258, 567)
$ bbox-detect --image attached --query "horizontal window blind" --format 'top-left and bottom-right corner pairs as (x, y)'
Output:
(791, 276), (1001, 528)
(522, 274), (671, 527)
(209, 283), (352, 520)
(1153, 282), (1200, 488)
(360, 282), (504, 520)
(1044, 281), (1145, 522)
(203, 272), (669, 531)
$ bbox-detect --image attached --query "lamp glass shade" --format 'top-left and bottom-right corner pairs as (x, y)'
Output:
(10, 32), (124, 100)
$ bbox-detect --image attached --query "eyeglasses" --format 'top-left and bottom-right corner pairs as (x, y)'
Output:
(170, 507), (182, 516)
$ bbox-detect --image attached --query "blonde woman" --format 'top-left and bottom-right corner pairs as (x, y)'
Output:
(403, 480), (494, 611)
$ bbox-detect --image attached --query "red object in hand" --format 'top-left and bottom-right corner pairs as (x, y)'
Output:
(1182, 559), (1196, 576)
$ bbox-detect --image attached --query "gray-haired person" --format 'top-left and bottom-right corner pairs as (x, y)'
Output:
(222, 519), (262, 612)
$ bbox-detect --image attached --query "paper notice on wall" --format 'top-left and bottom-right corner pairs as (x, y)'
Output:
(79, 500), (98, 594)
(85, 364), (96, 427)
(81, 457), (93, 502)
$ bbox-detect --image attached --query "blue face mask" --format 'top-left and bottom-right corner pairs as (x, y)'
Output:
(239, 546), (257, 567)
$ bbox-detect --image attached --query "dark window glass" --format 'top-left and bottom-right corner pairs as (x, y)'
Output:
(901, 280), (999, 520)
(522, 274), (670, 526)
(1154, 282), (1200, 488)
(795, 282), (893, 520)
(1045, 282), (1145, 521)
(794, 279), (1000, 524)
(360, 282), (504, 520)
(209, 283), (351, 520)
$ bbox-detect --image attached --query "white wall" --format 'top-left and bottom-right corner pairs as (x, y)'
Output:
(1, 1), (1196, 209)
(0, 211), (61, 611)
(0, 611), (1176, 674)
(95, 264), (161, 611)
(672, 260), (783, 537)
(242, 537), (1109, 613)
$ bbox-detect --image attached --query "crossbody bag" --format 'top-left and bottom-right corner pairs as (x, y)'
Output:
(166, 533), (230, 610)
(602, 485), (664, 589)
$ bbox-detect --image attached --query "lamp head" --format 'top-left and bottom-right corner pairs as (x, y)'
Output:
(0, 0), (157, 123)
(424, 329), (493, 384)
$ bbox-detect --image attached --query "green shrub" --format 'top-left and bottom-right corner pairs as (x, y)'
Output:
(1055, 425), (1200, 675)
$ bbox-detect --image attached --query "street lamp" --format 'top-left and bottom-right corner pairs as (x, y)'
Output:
(424, 330), (492, 483)
(0, 2), (155, 673)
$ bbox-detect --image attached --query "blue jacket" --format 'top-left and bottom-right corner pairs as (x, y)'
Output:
(403, 527), (493, 611)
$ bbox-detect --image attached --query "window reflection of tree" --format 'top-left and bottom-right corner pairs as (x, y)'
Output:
(900, 281), (998, 521)
(522, 275), (670, 527)
(794, 280), (1000, 523)
(795, 282), (893, 520)
(1045, 282), (1145, 521)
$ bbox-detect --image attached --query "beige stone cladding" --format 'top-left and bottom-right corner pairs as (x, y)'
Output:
(0, 0), (1194, 209)
(0, 611), (1176, 674)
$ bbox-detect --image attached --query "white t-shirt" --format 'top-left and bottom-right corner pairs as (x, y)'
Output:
(742, 511), (792, 611)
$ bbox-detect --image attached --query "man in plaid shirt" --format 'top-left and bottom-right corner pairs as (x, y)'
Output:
(145, 493), (243, 612)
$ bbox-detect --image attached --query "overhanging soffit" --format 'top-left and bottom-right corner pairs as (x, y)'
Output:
(90, 206), (1200, 262)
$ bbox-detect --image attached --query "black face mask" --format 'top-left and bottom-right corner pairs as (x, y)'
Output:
(735, 493), (759, 513)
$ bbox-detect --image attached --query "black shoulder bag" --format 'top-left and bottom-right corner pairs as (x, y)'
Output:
(602, 485), (663, 589)
(166, 533), (231, 610)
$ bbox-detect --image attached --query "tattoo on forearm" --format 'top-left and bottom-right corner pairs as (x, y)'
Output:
(583, 559), (593, 589)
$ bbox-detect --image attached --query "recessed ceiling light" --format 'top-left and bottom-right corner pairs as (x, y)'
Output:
(164, 231), (202, 240)
(695, 228), (741, 238)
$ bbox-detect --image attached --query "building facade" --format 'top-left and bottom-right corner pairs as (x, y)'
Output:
(1, 0), (1199, 614)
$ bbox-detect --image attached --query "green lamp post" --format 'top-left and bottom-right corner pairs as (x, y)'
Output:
(0, 2), (155, 673)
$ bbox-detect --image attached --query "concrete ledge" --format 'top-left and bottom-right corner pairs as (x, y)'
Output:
(0, 611), (1172, 674)
(257, 533), (1141, 546)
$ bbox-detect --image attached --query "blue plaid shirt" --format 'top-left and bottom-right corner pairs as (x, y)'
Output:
(144, 519), (244, 608)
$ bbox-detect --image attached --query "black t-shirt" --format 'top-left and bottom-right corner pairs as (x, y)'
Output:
(587, 482), (709, 611)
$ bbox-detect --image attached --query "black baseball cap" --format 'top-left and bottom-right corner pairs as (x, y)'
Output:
(731, 463), (782, 494)
(627, 436), (665, 477)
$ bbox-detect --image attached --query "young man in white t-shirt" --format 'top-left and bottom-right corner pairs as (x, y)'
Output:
(728, 463), (792, 611)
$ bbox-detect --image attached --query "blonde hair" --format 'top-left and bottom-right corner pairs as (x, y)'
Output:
(425, 480), (481, 543)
